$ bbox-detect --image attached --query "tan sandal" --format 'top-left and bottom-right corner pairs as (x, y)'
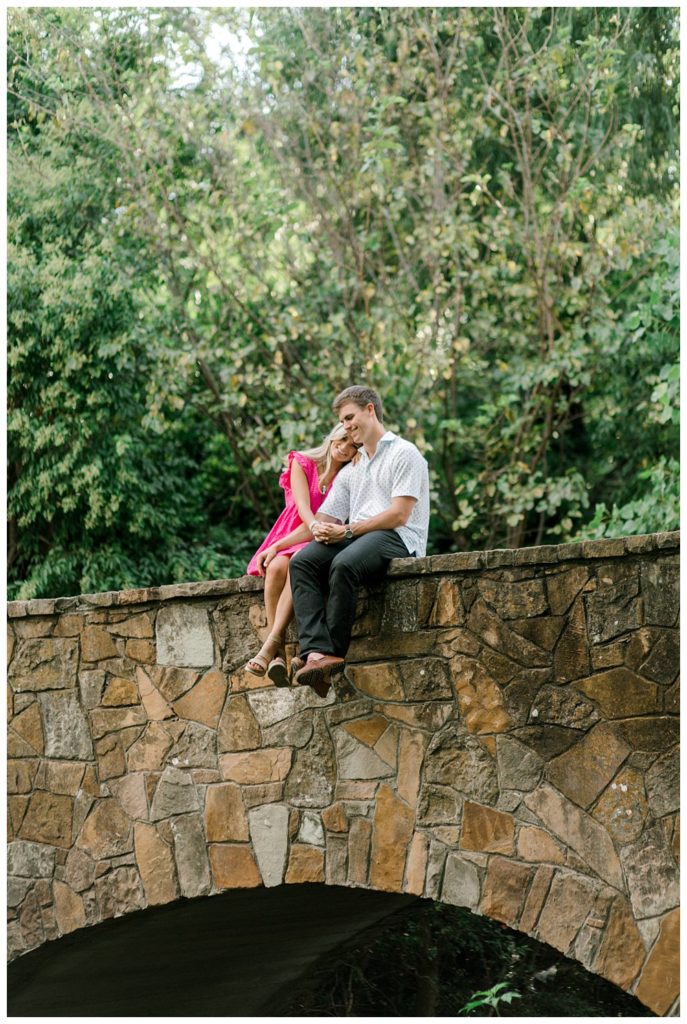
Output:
(267, 656), (289, 688)
(244, 634), (283, 678)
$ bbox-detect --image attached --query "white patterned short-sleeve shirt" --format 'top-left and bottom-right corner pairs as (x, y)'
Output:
(319, 431), (430, 556)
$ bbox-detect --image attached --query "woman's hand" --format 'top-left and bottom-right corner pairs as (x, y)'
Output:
(255, 544), (280, 576)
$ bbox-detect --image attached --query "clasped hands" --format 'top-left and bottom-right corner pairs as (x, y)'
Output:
(311, 520), (348, 544)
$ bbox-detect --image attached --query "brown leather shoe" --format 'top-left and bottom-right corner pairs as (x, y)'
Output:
(294, 655), (345, 697)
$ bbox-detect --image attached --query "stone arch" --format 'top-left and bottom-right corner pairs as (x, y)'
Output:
(7, 532), (680, 1015)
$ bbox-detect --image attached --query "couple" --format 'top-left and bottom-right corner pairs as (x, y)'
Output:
(245, 385), (430, 696)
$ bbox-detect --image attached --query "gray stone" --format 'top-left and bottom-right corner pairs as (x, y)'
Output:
(325, 834), (348, 885)
(168, 722), (217, 769)
(641, 562), (679, 626)
(247, 686), (334, 728)
(78, 670), (106, 709)
(334, 730), (395, 781)
(442, 853), (481, 910)
(262, 714), (314, 749)
(10, 638), (79, 692)
(7, 840), (56, 878)
(150, 767), (200, 820)
(7, 878), (32, 907)
(639, 631), (679, 684)
(38, 690), (93, 760)
(156, 605), (213, 668)
(424, 840), (447, 899)
(416, 784), (463, 826)
(511, 725), (579, 760)
(298, 812), (325, 847)
(248, 804), (289, 888)
(95, 866), (145, 919)
(619, 823), (680, 919)
(478, 577), (548, 620)
(171, 814), (211, 897)
(496, 791), (522, 812)
(644, 746), (679, 818)
(496, 735), (543, 791)
(64, 848), (96, 892)
(284, 717), (336, 809)
(423, 721), (499, 804)
(585, 575), (641, 644)
(531, 684), (599, 730)
(397, 658), (453, 700)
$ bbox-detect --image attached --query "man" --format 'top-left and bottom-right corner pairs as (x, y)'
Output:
(289, 385), (430, 695)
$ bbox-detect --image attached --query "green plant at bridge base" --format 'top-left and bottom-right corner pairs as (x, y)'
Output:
(459, 981), (521, 1016)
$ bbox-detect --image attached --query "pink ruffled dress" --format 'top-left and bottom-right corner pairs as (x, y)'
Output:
(246, 451), (330, 576)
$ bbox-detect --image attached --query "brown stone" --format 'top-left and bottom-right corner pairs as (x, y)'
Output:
(204, 784), (249, 842)
(81, 626), (118, 662)
(576, 667), (659, 718)
(8, 796), (30, 837)
(479, 856), (532, 926)
(634, 908), (680, 1015)
(322, 802), (348, 833)
(102, 677), (139, 707)
(20, 791), (74, 848)
(510, 615), (565, 651)
(553, 598), (590, 682)
(516, 826), (565, 865)
(95, 866), (145, 920)
(217, 694), (261, 752)
(126, 639), (156, 663)
(209, 844), (262, 889)
(53, 881), (86, 935)
(19, 890), (45, 948)
(173, 670), (227, 729)
(344, 715), (388, 748)
(592, 896), (646, 991)
(53, 615), (84, 637)
(109, 774), (149, 820)
(369, 784), (416, 891)
(617, 714), (679, 751)
(468, 599), (550, 668)
(11, 702), (44, 755)
(76, 799), (133, 859)
(519, 865), (554, 934)
(478, 577), (547, 620)
(373, 702), (453, 732)
(41, 760), (86, 796)
(8, 758), (38, 795)
(348, 818), (373, 885)
(545, 722), (631, 809)
(397, 730), (428, 807)
(126, 722), (175, 771)
(450, 657), (511, 734)
(404, 831), (429, 895)
(95, 734), (127, 781)
(285, 844), (325, 884)
(134, 822), (179, 905)
(536, 871), (598, 954)
(89, 706), (147, 739)
(592, 766), (648, 843)
(461, 802), (515, 854)
(220, 749), (292, 784)
(346, 662), (404, 701)
(157, 666), (199, 702)
(109, 613), (154, 638)
(10, 638), (79, 691)
(546, 566), (589, 615)
(335, 780), (379, 801)
(429, 579), (463, 626)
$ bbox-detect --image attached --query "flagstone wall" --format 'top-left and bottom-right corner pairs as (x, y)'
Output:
(7, 532), (679, 1014)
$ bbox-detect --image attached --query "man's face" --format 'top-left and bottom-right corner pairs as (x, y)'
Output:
(338, 401), (373, 444)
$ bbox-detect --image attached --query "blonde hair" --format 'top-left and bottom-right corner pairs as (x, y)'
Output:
(292, 424), (353, 482)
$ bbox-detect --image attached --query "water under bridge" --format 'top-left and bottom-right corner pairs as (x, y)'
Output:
(7, 532), (679, 1015)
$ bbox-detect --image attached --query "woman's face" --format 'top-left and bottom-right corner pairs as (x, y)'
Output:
(330, 436), (358, 465)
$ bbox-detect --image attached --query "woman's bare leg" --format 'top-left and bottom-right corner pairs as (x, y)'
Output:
(271, 571), (294, 640)
(245, 556), (289, 674)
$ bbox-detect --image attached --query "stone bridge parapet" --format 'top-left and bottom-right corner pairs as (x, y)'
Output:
(7, 532), (680, 1014)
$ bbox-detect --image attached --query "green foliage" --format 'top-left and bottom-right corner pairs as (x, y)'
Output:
(7, 7), (679, 598)
(459, 981), (521, 1016)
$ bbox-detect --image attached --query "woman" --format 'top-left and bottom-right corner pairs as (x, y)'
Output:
(245, 425), (358, 685)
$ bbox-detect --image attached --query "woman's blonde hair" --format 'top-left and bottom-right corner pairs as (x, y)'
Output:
(294, 424), (355, 481)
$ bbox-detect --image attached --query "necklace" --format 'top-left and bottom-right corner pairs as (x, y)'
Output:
(320, 482), (327, 494)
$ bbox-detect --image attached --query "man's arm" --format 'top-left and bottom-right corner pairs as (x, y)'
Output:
(315, 496), (416, 542)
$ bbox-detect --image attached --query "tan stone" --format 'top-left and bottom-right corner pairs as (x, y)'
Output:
(285, 844), (325, 884)
(13, 618), (56, 638)
(173, 671), (227, 729)
(429, 579), (463, 626)
(8, 758), (38, 794)
(335, 780), (379, 801)
(53, 881), (86, 935)
(230, 670), (269, 693)
(95, 734), (127, 780)
(348, 818), (373, 885)
(322, 802), (349, 833)
(109, 613), (154, 638)
(519, 865), (554, 934)
(134, 822), (179, 905)
(546, 566), (589, 614)
(369, 784), (416, 891)
(42, 760), (86, 795)
(53, 615), (84, 637)
(577, 667), (660, 719)
(481, 736), (497, 757)
(479, 857), (533, 926)
(209, 844), (262, 889)
(460, 802), (515, 854)
(344, 715), (388, 748)
(404, 831), (429, 895)
(130, 667), (170, 721)
(242, 782), (285, 807)
(8, 795), (30, 837)
(374, 725), (398, 767)
(109, 773), (149, 820)
(536, 871), (597, 955)
(220, 748), (292, 784)
(81, 626), (118, 662)
(345, 662), (404, 701)
(592, 896), (646, 991)
(126, 639), (156, 663)
(450, 657), (511, 734)
(8, 732), (37, 758)
(634, 908), (680, 1015)
(545, 722), (631, 809)
(432, 825), (462, 844)
(157, 666), (199, 702)
(397, 730), (428, 807)
(204, 784), (249, 842)
(218, 694), (261, 752)
(11, 702), (44, 755)
(76, 799), (132, 859)
(90, 706), (147, 739)
(81, 765), (101, 796)
(516, 826), (565, 865)
(553, 598), (590, 682)
(126, 722), (174, 771)
(11, 637), (79, 691)
(102, 677), (139, 707)
(20, 791), (74, 848)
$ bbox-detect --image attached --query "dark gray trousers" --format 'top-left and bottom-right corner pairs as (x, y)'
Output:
(289, 530), (410, 659)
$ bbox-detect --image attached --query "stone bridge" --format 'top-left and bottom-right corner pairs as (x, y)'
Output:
(7, 532), (679, 1015)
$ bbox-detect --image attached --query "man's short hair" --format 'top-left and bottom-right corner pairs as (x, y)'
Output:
(333, 385), (383, 423)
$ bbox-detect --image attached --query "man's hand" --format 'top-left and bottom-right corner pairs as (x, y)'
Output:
(313, 521), (346, 544)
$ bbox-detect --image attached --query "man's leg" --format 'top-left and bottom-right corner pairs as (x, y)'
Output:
(289, 540), (343, 657)
(326, 530), (410, 657)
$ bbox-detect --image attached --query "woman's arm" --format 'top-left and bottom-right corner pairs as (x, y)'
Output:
(254, 520), (314, 575)
(289, 457), (316, 528)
